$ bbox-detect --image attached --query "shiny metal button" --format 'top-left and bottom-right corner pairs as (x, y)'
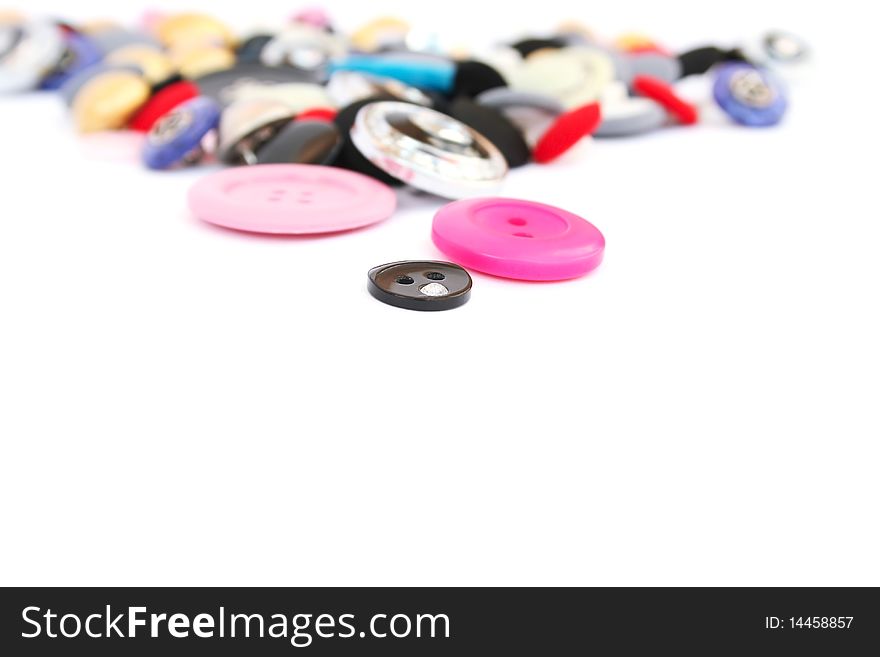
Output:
(326, 70), (432, 108)
(350, 101), (508, 199)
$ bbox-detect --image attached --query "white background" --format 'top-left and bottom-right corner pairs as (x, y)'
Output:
(1, 1), (878, 586)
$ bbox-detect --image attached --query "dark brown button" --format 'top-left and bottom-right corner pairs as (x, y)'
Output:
(368, 261), (472, 311)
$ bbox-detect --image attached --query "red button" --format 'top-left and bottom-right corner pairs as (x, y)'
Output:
(533, 102), (601, 164)
(632, 75), (698, 125)
(129, 80), (200, 132)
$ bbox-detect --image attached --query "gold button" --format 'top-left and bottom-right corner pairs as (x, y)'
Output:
(350, 17), (410, 52)
(72, 71), (150, 133)
(156, 13), (236, 48)
(170, 44), (235, 78)
(105, 45), (174, 84)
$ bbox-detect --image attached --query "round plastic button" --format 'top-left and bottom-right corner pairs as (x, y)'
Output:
(60, 61), (141, 105)
(105, 45), (173, 84)
(632, 74), (698, 125)
(129, 79), (200, 132)
(254, 119), (342, 165)
(713, 63), (787, 127)
(432, 197), (605, 281)
(194, 63), (316, 106)
(532, 101), (601, 163)
(368, 261), (472, 311)
(450, 97), (530, 169)
(142, 96), (220, 170)
(188, 164), (397, 234)
(595, 81), (666, 137)
(72, 70), (151, 132)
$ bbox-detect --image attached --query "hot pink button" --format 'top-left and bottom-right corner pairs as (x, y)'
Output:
(188, 164), (396, 234)
(432, 197), (605, 281)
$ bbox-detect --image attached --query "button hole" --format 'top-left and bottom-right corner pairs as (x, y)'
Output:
(425, 272), (445, 281)
(513, 232), (534, 238)
(508, 217), (527, 226)
(395, 275), (414, 285)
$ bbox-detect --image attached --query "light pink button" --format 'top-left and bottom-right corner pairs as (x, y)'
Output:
(432, 197), (605, 281)
(188, 164), (397, 234)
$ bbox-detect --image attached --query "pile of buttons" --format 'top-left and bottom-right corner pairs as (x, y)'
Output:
(0, 10), (809, 310)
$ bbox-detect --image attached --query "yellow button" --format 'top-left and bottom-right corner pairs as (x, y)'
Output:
(171, 44), (235, 78)
(350, 17), (410, 52)
(72, 71), (150, 133)
(156, 13), (236, 48)
(105, 45), (174, 84)
(615, 33), (661, 52)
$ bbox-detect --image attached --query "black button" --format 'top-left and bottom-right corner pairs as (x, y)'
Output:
(450, 97), (530, 168)
(256, 119), (342, 164)
(510, 37), (567, 58)
(451, 60), (506, 99)
(368, 261), (472, 311)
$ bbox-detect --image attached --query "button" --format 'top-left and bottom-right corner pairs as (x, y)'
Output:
(194, 62), (317, 106)
(712, 63), (787, 127)
(0, 21), (66, 93)
(508, 46), (613, 108)
(129, 79), (200, 132)
(761, 31), (810, 66)
(328, 54), (456, 93)
(225, 81), (332, 114)
(254, 119), (342, 165)
(475, 88), (564, 145)
(217, 98), (294, 164)
(260, 25), (346, 70)
(90, 28), (160, 55)
(142, 96), (220, 169)
(105, 45), (174, 84)
(350, 17), (410, 52)
(156, 13), (236, 49)
(188, 164), (397, 234)
(235, 34), (273, 64)
(326, 70), (432, 108)
(632, 74), (698, 125)
(350, 101), (508, 199)
(368, 261), (472, 311)
(40, 31), (102, 90)
(510, 37), (567, 58)
(331, 97), (407, 187)
(171, 44), (234, 78)
(475, 87), (565, 115)
(291, 7), (333, 31)
(451, 59), (507, 99)
(532, 102), (601, 163)
(625, 52), (681, 84)
(60, 62), (142, 106)
(595, 82), (665, 137)
(449, 97), (530, 169)
(72, 70), (151, 132)
(297, 106), (337, 122)
(431, 197), (605, 281)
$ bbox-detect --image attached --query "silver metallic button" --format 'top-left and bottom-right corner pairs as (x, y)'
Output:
(260, 25), (347, 70)
(350, 101), (507, 199)
(326, 70), (432, 108)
